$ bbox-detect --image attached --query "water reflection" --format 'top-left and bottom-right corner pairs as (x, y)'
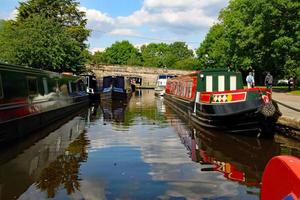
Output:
(101, 100), (127, 123)
(164, 99), (300, 189)
(0, 90), (299, 200)
(0, 114), (87, 200)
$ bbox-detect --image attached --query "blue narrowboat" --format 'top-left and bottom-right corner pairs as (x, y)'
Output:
(100, 75), (132, 101)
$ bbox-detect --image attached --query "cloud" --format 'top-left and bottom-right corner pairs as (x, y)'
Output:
(108, 28), (140, 36)
(82, 0), (228, 37)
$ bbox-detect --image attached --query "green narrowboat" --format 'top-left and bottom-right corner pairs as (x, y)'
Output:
(165, 69), (281, 137)
(0, 62), (89, 145)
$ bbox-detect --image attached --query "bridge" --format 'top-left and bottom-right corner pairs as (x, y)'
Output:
(87, 64), (191, 88)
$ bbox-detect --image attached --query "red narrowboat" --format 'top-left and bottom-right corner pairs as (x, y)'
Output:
(164, 69), (281, 137)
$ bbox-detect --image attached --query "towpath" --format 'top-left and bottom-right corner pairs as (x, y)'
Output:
(272, 92), (300, 130)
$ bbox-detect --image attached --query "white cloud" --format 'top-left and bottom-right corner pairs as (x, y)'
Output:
(82, 0), (229, 50)
(108, 28), (140, 36)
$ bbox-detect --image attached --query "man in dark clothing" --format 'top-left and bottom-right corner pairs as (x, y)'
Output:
(265, 72), (273, 92)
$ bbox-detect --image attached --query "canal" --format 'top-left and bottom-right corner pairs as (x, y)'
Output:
(0, 90), (299, 200)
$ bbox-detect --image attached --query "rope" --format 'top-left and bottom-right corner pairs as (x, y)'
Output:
(273, 99), (300, 112)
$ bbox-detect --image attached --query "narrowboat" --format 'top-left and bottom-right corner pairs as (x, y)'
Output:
(154, 74), (176, 96)
(81, 72), (101, 101)
(0, 62), (89, 145)
(164, 69), (281, 137)
(100, 75), (132, 101)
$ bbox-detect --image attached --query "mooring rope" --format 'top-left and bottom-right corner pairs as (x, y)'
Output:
(273, 99), (300, 112)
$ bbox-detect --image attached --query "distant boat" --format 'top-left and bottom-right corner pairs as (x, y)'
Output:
(100, 75), (132, 101)
(154, 74), (176, 96)
(0, 62), (89, 145)
(164, 69), (281, 137)
(81, 73), (101, 101)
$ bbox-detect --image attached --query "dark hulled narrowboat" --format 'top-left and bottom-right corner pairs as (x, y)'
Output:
(0, 62), (89, 145)
(164, 69), (281, 137)
(100, 75), (132, 101)
(81, 73), (101, 101)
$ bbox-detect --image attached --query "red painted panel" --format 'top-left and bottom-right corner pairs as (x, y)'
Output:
(231, 93), (246, 101)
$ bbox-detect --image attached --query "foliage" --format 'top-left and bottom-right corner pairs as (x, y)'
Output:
(90, 51), (107, 65)
(173, 58), (200, 70)
(196, 24), (229, 69)
(140, 42), (194, 69)
(0, 20), (17, 64)
(197, 0), (300, 80)
(103, 40), (142, 66)
(140, 43), (169, 68)
(0, 0), (90, 73)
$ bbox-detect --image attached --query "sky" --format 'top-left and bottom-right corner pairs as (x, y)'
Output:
(0, 0), (229, 53)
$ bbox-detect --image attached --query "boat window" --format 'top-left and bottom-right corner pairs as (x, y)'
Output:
(114, 77), (124, 88)
(103, 76), (113, 88)
(218, 76), (225, 92)
(43, 78), (49, 95)
(68, 81), (72, 93)
(27, 77), (38, 95)
(206, 76), (213, 92)
(0, 74), (3, 99)
(188, 81), (193, 98)
(159, 75), (167, 79)
(230, 76), (237, 90)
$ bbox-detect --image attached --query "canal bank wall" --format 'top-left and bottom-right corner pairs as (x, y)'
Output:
(272, 92), (300, 136)
(87, 64), (191, 88)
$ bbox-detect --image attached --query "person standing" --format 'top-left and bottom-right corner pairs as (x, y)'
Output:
(288, 77), (294, 91)
(246, 72), (255, 88)
(265, 72), (273, 92)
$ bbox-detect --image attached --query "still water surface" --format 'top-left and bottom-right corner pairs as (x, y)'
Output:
(0, 90), (299, 200)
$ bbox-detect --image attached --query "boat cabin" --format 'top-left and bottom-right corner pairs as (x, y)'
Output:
(197, 69), (244, 93)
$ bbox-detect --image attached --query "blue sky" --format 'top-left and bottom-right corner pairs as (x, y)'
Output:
(0, 0), (229, 53)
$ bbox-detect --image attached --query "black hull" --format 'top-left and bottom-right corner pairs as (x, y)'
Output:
(0, 98), (89, 146)
(164, 94), (280, 137)
(101, 91), (131, 101)
(88, 93), (101, 102)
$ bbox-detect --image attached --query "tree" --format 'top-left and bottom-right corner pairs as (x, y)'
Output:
(0, 20), (17, 64)
(141, 43), (169, 68)
(196, 24), (230, 68)
(104, 40), (142, 65)
(197, 0), (300, 81)
(141, 42), (194, 69)
(0, 0), (90, 72)
(17, 0), (89, 45)
(91, 51), (107, 65)
(14, 15), (86, 72)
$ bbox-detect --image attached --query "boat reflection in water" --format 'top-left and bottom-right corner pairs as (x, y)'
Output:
(0, 113), (89, 200)
(100, 100), (127, 123)
(164, 104), (294, 189)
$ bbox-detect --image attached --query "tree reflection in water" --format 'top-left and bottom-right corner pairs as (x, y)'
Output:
(35, 133), (90, 198)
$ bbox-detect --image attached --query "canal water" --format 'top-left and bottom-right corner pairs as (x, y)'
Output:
(0, 90), (299, 200)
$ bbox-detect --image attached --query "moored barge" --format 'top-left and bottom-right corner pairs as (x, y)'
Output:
(0, 62), (89, 145)
(100, 75), (132, 101)
(164, 69), (281, 137)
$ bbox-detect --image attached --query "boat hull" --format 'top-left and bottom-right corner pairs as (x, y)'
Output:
(0, 98), (89, 146)
(164, 94), (280, 137)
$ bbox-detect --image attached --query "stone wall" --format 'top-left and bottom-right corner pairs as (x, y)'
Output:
(87, 64), (192, 87)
